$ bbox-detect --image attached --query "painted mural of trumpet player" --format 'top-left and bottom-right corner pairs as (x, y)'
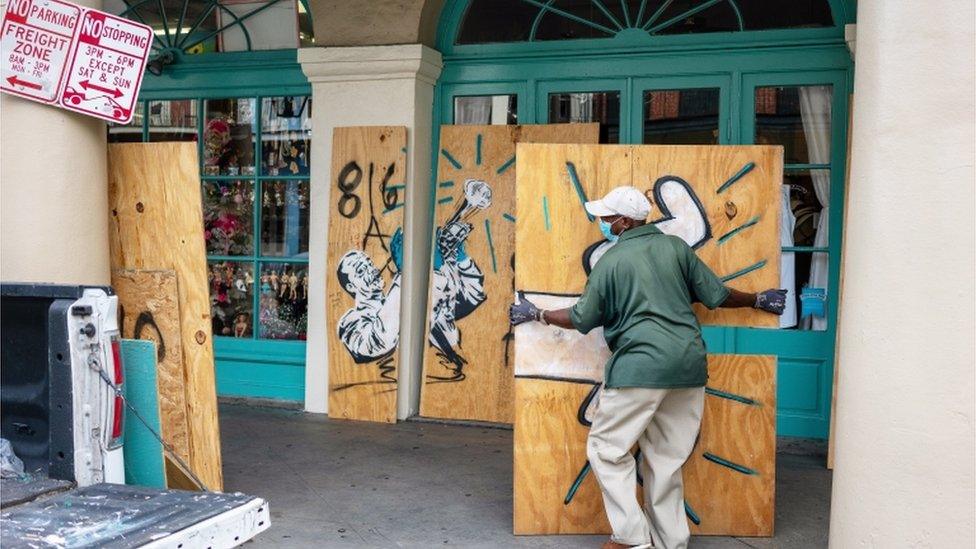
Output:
(510, 186), (787, 549)
(427, 178), (492, 380)
(336, 228), (403, 364)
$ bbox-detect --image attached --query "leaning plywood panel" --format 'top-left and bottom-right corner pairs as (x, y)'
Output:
(513, 144), (782, 536)
(419, 124), (598, 424)
(108, 142), (222, 491)
(512, 355), (776, 536)
(112, 269), (191, 478)
(326, 127), (407, 423)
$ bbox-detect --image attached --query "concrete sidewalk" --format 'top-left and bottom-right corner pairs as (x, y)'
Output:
(220, 403), (830, 548)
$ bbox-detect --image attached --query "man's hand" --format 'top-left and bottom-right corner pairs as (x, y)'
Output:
(755, 289), (788, 315)
(510, 291), (542, 326)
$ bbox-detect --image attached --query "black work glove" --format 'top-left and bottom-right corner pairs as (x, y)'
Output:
(510, 291), (542, 326)
(754, 289), (788, 315)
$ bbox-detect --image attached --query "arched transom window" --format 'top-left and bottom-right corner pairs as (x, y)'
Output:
(456, 0), (834, 44)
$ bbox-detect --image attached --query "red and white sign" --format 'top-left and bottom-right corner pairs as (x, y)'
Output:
(1, 0), (80, 103)
(0, 0), (152, 123)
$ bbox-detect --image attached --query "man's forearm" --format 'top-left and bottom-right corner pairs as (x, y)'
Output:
(721, 288), (757, 308)
(541, 307), (575, 329)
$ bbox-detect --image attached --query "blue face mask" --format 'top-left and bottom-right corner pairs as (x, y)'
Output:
(599, 219), (621, 242)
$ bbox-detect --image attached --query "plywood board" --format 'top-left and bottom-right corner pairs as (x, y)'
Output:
(112, 269), (191, 471)
(419, 124), (599, 424)
(515, 143), (782, 327)
(108, 142), (222, 491)
(326, 126), (407, 423)
(513, 144), (781, 536)
(513, 355), (776, 536)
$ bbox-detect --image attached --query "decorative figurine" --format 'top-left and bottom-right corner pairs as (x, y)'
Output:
(288, 272), (299, 301)
(270, 270), (279, 293)
(234, 313), (249, 338)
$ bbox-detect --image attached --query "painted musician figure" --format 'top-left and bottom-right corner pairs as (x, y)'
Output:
(510, 186), (786, 549)
(427, 179), (491, 375)
(336, 229), (403, 364)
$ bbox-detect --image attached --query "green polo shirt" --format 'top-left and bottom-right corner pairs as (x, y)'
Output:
(569, 224), (730, 388)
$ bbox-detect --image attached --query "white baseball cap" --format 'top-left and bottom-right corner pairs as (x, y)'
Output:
(584, 186), (651, 220)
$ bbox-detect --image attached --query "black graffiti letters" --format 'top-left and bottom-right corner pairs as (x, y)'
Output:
(379, 162), (399, 211)
(337, 161), (363, 219)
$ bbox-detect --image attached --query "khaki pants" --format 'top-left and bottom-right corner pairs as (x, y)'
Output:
(586, 386), (705, 549)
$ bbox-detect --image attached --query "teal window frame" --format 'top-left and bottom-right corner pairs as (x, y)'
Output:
(122, 49), (311, 402)
(433, 0), (855, 438)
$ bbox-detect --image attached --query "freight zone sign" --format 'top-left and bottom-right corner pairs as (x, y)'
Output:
(0, 0), (152, 123)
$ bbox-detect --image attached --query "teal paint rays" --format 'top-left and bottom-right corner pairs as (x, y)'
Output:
(542, 196), (552, 231)
(716, 162), (755, 194)
(702, 452), (758, 476)
(565, 162), (594, 221)
(720, 259), (767, 283)
(441, 149), (463, 170)
(475, 133), (483, 165)
(705, 386), (760, 406)
(564, 460), (591, 504)
(496, 155), (516, 174)
(717, 215), (761, 245)
(484, 219), (498, 273)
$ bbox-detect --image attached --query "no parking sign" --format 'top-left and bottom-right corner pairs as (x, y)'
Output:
(0, 0), (152, 123)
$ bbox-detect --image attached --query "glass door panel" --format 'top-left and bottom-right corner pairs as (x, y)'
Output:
(632, 75), (730, 145)
(537, 79), (626, 143)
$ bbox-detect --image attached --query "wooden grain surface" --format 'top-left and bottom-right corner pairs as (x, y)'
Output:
(419, 124), (598, 424)
(111, 269), (191, 471)
(108, 142), (222, 491)
(326, 126), (407, 423)
(512, 355), (776, 536)
(685, 355), (776, 536)
(515, 144), (782, 327)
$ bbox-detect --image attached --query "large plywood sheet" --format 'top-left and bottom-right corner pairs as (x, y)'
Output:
(108, 142), (222, 491)
(513, 356), (776, 536)
(326, 127), (407, 423)
(515, 143), (782, 327)
(112, 269), (191, 475)
(513, 144), (782, 536)
(419, 124), (598, 424)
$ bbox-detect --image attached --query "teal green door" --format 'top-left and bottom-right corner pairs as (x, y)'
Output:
(435, 0), (855, 438)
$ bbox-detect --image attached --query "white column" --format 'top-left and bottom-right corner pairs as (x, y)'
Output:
(0, 0), (110, 286)
(829, 1), (975, 546)
(299, 45), (442, 418)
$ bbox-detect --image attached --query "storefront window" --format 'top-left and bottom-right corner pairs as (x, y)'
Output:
(204, 98), (256, 176)
(108, 94), (311, 341)
(209, 261), (255, 338)
(203, 180), (255, 256)
(149, 100), (197, 142)
(755, 85), (833, 331)
(258, 263), (308, 340)
(549, 91), (620, 143)
(261, 180), (309, 258)
(454, 95), (518, 125)
(643, 88), (720, 144)
(107, 102), (144, 143)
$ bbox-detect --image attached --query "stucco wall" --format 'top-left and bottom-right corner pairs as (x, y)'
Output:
(0, 0), (110, 286)
(309, 0), (445, 47)
(829, 1), (975, 546)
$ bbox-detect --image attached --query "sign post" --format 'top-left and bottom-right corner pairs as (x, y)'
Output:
(0, 0), (152, 124)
